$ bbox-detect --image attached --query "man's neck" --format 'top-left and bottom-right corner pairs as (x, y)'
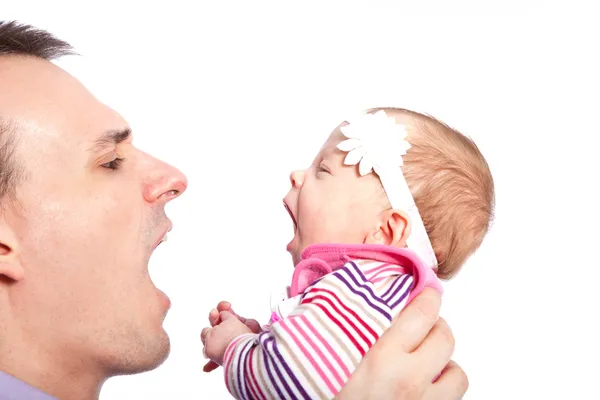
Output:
(0, 331), (105, 400)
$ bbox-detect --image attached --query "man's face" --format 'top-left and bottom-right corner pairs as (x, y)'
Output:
(0, 56), (187, 375)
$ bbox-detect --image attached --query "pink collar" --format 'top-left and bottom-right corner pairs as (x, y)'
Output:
(290, 243), (443, 300)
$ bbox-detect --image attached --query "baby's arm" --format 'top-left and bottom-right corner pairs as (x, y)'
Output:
(223, 262), (414, 400)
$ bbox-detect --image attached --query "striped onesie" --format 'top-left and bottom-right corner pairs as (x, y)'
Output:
(223, 243), (443, 400)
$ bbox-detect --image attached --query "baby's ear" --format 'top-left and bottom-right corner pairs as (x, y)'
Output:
(364, 209), (411, 247)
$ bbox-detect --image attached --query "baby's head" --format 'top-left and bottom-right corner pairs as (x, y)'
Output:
(283, 107), (495, 279)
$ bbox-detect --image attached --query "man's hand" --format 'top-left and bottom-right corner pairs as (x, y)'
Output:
(335, 288), (468, 400)
(201, 301), (261, 372)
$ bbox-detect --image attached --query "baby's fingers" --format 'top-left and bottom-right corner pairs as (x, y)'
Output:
(217, 301), (232, 312)
(201, 327), (210, 344)
(208, 301), (232, 326)
(208, 309), (220, 326)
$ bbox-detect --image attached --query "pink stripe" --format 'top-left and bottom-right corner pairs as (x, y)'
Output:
(224, 336), (246, 393)
(224, 336), (245, 365)
(307, 288), (378, 345)
(363, 262), (392, 275)
(370, 276), (392, 284)
(294, 316), (348, 385)
(280, 319), (337, 394)
(303, 316), (351, 378)
(245, 347), (265, 400)
(367, 266), (405, 279)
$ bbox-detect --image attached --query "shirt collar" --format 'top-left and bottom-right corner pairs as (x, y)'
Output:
(0, 370), (57, 400)
(290, 243), (441, 297)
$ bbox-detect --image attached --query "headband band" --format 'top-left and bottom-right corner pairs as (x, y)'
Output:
(336, 110), (438, 269)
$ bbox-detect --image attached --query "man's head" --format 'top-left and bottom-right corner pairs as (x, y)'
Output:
(284, 107), (494, 278)
(0, 20), (187, 386)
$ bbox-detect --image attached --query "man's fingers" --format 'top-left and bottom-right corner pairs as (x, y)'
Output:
(203, 360), (220, 373)
(381, 288), (442, 353)
(425, 360), (469, 400)
(414, 317), (455, 379)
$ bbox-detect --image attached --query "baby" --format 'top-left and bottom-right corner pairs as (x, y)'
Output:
(201, 107), (494, 399)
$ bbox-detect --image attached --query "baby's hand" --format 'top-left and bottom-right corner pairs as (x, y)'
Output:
(202, 301), (262, 373)
(209, 301), (262, 333)
(201, 311), (253, 366)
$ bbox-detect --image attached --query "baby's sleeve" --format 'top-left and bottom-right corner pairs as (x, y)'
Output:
(222, 261), (414, 400)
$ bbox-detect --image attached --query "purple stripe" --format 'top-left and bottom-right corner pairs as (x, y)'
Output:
(382, 274), (411, 301)
(333, 264), (391, 320)
(260, 334), (286, 399)
(237, 339), (254, 399)
(259, 334), (297, 399)
(390, 280), (413, 309)
(261, 334), (292, 399)
(263, 335), (312, 400)
(348, 262), (390, 308)
(387, 275), (413, 305)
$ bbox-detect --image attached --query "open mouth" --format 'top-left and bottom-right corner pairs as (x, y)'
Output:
(153, 232), (168, 250)
(153, 222), (172, 250)
(283, 202), (297, 231)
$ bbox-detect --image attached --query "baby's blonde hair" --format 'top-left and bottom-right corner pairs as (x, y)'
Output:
(369, 107), (495, 279)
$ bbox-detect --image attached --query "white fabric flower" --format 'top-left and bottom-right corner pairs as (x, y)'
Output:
(337, 110), (411, 176)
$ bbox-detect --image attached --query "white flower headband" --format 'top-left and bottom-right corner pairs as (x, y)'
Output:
(337, 110), (438, 270)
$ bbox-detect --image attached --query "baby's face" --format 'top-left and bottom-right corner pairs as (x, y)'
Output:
(283, 124), (388, 265)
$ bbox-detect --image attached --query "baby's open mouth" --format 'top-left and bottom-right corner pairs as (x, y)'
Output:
(284, 202), (297, 231)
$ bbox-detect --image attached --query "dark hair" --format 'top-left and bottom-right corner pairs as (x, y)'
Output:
(0, 21), (74, 199)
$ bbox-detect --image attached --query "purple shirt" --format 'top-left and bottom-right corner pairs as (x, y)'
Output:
(0, 371), (56, 400)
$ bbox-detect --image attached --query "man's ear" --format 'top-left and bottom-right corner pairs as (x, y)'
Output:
(0, 219), (24, 281)
(364, 209), (411, 247)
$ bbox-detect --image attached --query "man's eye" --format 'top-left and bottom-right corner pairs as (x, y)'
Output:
(102, 158), (125, 170)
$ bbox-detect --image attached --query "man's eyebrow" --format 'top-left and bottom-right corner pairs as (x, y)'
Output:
(89, 128), (132, 152)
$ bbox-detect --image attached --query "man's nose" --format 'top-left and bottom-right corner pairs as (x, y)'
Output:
(289, 170), (305, 189)
(141, 152), (188, 205)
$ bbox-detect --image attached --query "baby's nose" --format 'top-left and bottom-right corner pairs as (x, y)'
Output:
(289, 170), (305, 188)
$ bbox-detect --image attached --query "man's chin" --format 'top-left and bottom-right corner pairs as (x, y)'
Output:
(136, 331), (171, 373)
(107, 331), (171, 376)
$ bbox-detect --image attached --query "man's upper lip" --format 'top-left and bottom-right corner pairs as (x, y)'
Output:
(153, 222), (172, 249)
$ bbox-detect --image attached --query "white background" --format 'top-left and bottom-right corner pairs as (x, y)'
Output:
(3, 1), (599, 399)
